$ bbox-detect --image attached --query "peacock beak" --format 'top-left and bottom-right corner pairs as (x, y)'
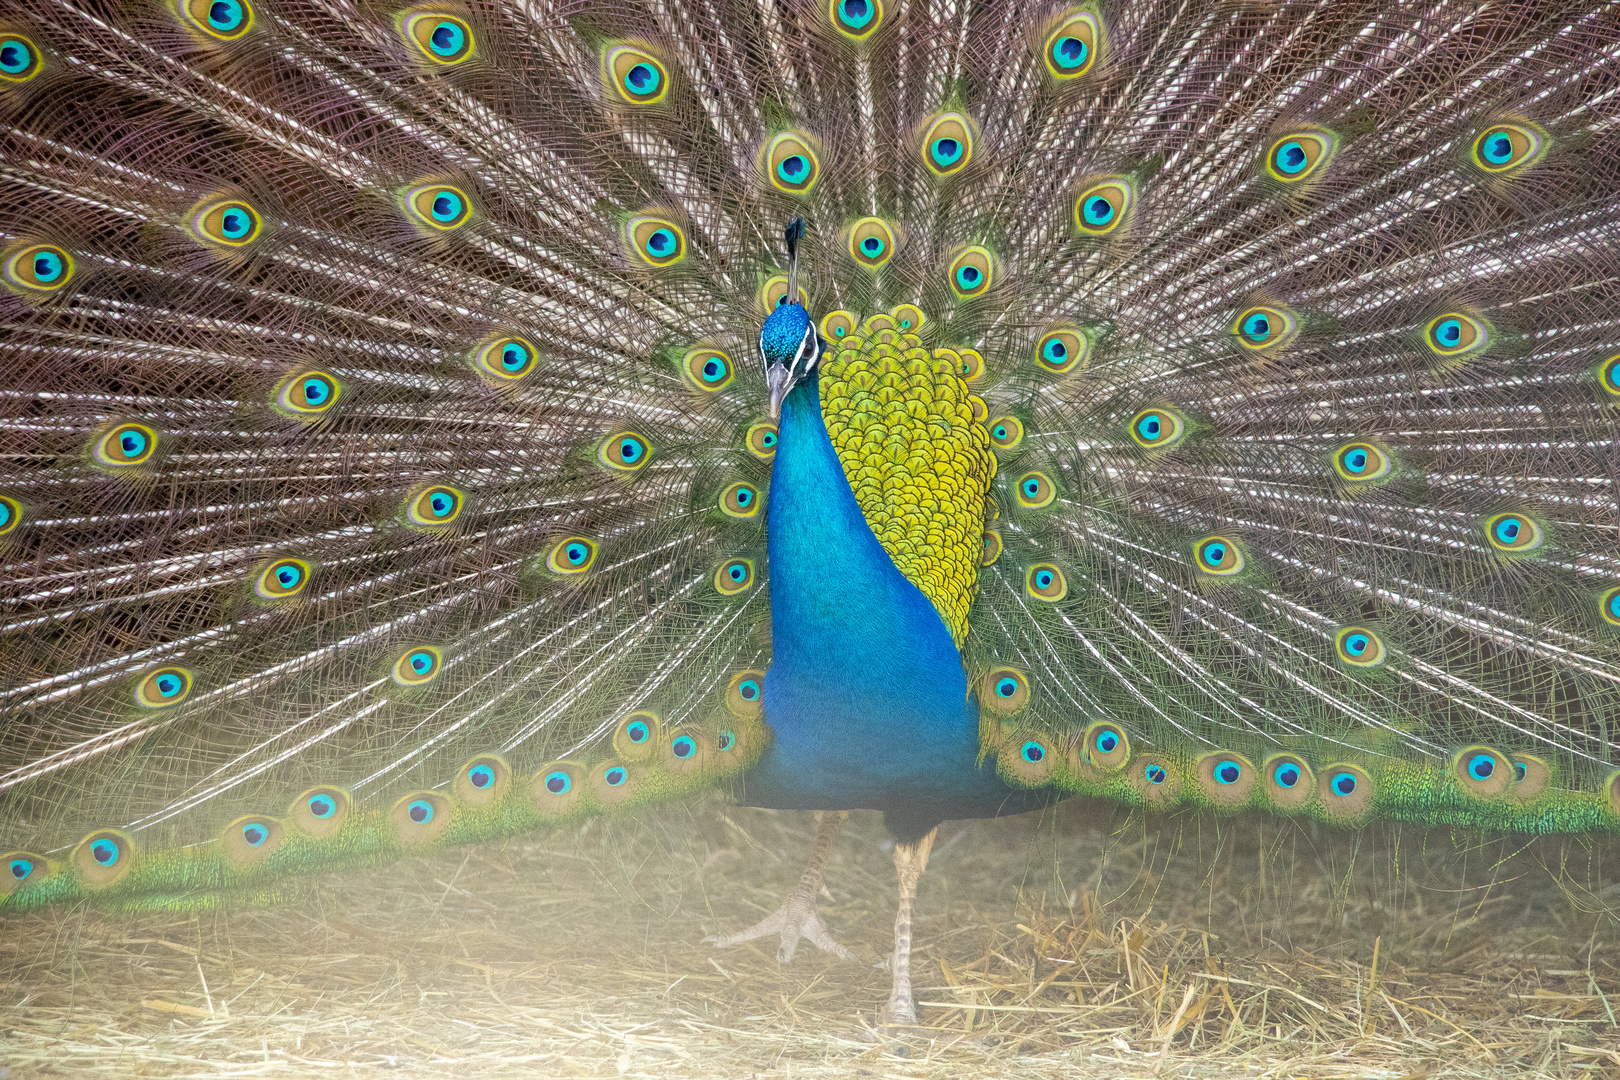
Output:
(765, 362), (793, 420)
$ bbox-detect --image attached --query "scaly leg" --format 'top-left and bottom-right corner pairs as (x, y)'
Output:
(881, 826), (938, 1026)
(704, 810), (854, 963)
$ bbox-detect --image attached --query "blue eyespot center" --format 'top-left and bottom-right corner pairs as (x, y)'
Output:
(565, 543), (587, 564)
(33, 252), (62, 281)
(1043, 338), (1067, 362)
(728, 564), (746, 581)
(544, 771), (571, 794)
(646, 228), (674, 256)
(1204, 544), (1226, 566)
(1022, 479), (1039, 497)
(1020, 741), (1044, 763)
(308, 795), (335, 818)
(957, 265), (981, 288)
(1514, 761), (1527, 781)
(626, 62), (660, 94)
(1275, 141), (1307, 173)
(1138, 416), (1160, 439)
(1035, 571), (1053, 588)
(1214, 760), (1241, 784)
(209, 0), (244, 31)
(302, 378), (330, 406)
(1483, 133), (1513, 164)
(502, 344), (528, 371)
(1084, 196), (1114, 225)
(407, 799), (433, 824)
(1331, 772), (1357, 796)
(672, 736), (696, 759)
(1144, 764), (1167, 785)
(739, 680), (760, 700)
(862, 236), (884, 255)
(777, 155), (809, 182)
(242, 823), (268, 846)
(1053, 36), (1087, 69)
(431, 191), (463, 222)
(0, 41), (32, 75)
(91, 839), (119, 866)
(9, 858), (33, 880)
(1495, 517), (1521, 543)
(1242, 313), (1271, 341)
(604, 767), (627, 787)
(429, 21), (464, 56)
(838, 0), (873, 29)
(1095, 730), (1118, 754)
(717, 731), (735, 751)
(469, 765), (495, 788)
(996, 678), (1018, 697)
(121, 431), (147, 457)
(702, 357), (726, 382)
(155, 673), (182, 697)
(1467, 753), (1495, 781)
(1273, 763), (1300, 788)
(221, 209), (251, 238)
(618, 437), (644, 463)
(627, 722), (649, 743)
(410, 651), (434, 674)
(1345, 634), (1368, 656)
(931, 138), (962, 166)
(1434, 318), (1462, 347)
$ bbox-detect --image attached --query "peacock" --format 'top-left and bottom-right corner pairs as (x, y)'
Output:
(2, 0), (1620, 1029)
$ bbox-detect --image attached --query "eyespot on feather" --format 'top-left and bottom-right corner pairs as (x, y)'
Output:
(1332, 442), (1393, 484)
(1334, 626), (1385, 668)
(763, 131), (821, 195)
(531, 762), (585, 816)
(1034, 326), (1087, 374)
(625, 212), (685, 268)
(1128, 407), (1185, 450)
(1469, 121), (1546, 176)
(598, 432), (652, 472)
(681, 347), (733, 391)
(0, 494), (22, 538)
(273, 370), (342, 418)
(92, 422), (158, 468)
(612, 711), (662, 762)
(0, 33), (44, 82)
(1077, 721), (1130, 773)
(1041, 9), (1102, 81)
(391, 646), (442, 686)
(179, 0), (253, 40)
(390, 791), (452, 845)
(660, 726), (712, 775)
(713, 557), (756, 595)
(402, 9), (475, 65)
(999, 735), (1057, 786)
(889, 304), (924, 333)
(1484, 512), (1543, 554)
(1317, 763), (1374, 822)
(546, 536), (597, 575)
(220, 815), (284, 869)
(957, 348), (985, 382)
(846, 217), (895, 270)
(981, 668), (1030, 713)
(920, 113), (974, 177)
(70, 830), (135, 889)
(745, 422), (779, 461)
(987, 416), (1024, 452)
(1024, 563), (1067, 601)
(253, 557), (312, 601)
(1507, 753), (1550, 801)
(188, 195), (262, 248)
(1193, 535), (1244, 576)
(1261, 753), (1315, 810)
(980, 529), (1002, 566)
(719, 481), (762, 518)
(1263, 129), (1336, 184)
(3, 242), (73, 295)
(1131, 755), (1181, 806)
(1015, 471), (1056, 509)
(828, 0), (882, 40)
(406, 485), (464, 528)
(591, 761), (639, 806)
(474, 335), (539, 381)
(946, 246), (995, 299)
(1451, 746), (1512, 798)
(1232, 305), (1296, 351)
(452, 753), (510, 806)
(135, 667), (193, 709)
(1, 852), (50, 896)
(1072, 177), (1133, 236)
(403, 181), (472, 231)
(603, 44), (669, 105)
(287, 786), (351, 838)
(726, 670), (765, 718)
(1423, 312), (1489, 360)
(759, 275), (808, 313)
(1196, 752), (1257, 807)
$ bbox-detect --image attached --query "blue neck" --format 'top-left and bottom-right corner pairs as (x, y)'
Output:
(741, 377), (1030, 832)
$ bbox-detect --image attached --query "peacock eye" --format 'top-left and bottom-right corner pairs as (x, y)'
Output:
(1423, 312), (1488, 359)
(1042, 11), (1100, 80)
(1194, 535), (1244, 576)
(308, 795), (335, 818)
(5, 243), (74, 293)
(1024, 563), (1067, 601)
(0, 35), (42, 82)
(830, 0), (881, 38)
(1329, 771), (1357, 796)
(255, 557), (312, 600)
(392, 646), (443, 686)
(599, 432), (652, 472)
(1484, 512), (1543, 553)
(1471, 122), (1544, 174)
(404, 182), (471, 230)
(745, 422), (779, 461)
(682, 347), (733, 391)
(987, 415), (1024, 451)
(241, 822), (269, 846)
(9, 857), (35, 881)
(474, 335), (539, 380)
(191, 197), (262, 247)
(717, 730), (737, 751)
(1212, 759), (1242, 785)
(1128, 407), (1185, 450)
(605, 45), (669, 105)
(820, 311), (857, 341)
(136, 667), (194, 708)
(1034, 328), (1087, 374)
(920, 114), (973, 177)
(1332, 442), (1392, 483)
(1273, 763), (1299, 788)
(603, 766), (628, 787)
(1020, 740), (1046, 764)
(1015, 471), (1056, 509)
(626, 213), (686, 267)
(546, 535), (598, 575)
(91, 839), (119, 865)
(1335, 626), (1386, 667)
(981, 668), (1030, 712)
(1600, 355), (1620, 397)
(407, 485), (464, 527)
(847, 217), (895, 269)
(1233, 305), (1296, 350)
(467, 764), (495, 789)
(544, 770), (572, 794)
(1073, 178), (1132, 235)
(403, 11), (475, 64)
(181, 0), (253, 39)
(1602, 587), (1620, 627)
(765, 132), (821, 195)
(720, 481), (761, 518)
(714, 558), (755, 594)
(93, 423), (159, 467)
(1264, 130), (1335, 183)
(1143, 763), (1167, 785)
(0, 494), (19, 536)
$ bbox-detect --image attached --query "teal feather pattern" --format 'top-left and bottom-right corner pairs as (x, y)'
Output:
(2, 0), (1620, 1023)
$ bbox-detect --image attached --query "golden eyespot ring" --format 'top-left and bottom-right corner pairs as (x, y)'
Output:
(1015, 471), (1056, 509)
(404, 182), (472, 230)
(920, 113), (974, 177)
(1484, 512), (1543, 553)
(532, 762), (584, 814)
(982, 668), (1030, 713)
(745, 422), (778, 461)
(764, 131), (821, 195)
(1194, 535), (1244, 575)
(1453, 746), (1513, 797)
(1080, 721), (1130, 770)
(626, 213), (685, 267)
(891, 304), (924, 333)
(1025, 563), (1067, 601)
(987, 416), (1024, 451)
(758, 274), (807, 313)
(1600, 586), (1620, 627)
(612, 711), (662, 762)
(598, 431), (651, 472)
(220, 815), (284, 868)
(189, 196), (262, 247)
(1073, 178), (1132, 235)
(1128, 407), (1185, 450)
(682, 347), (733, 391)
(1264, 130), (1335, 183)
(980, 529), (1002, 566)
(1424, 312), (1488, 358)
(1262, 753), (1314, 810)
(1034, 327), (1086, 373)
(947, 246), (995, 299)
(453, 753), (510, 805)
(726, 670), (765, 717)
(957, 348), (984, 382)
(288, 785), (351, 837)
(275, 370), (341, 415)
(604, 44), (668, 105)
(1471, 122), (1544, 174)
(71, 830), (135, 889)
(1232, 305), (1296, 350)
(1317, 763), (1374, 821)
(403, 10), (474, 65)
(714, 558), (755, 594)
(820, 311), (857, 342)
(5, 243), (73, 293)
(1334, 626), (1385, 667)
(546, 536), (597, 575)
(474, 335), (538, 381)
(92, 423), (158, 467)
(392, 646), (442, 686)
(390, 791), (452, 844)
(407, 484), (464, 527)
(136, 667), (193, 708)
(847, 217), (895, 269)
(829, 0), (882, 40)
(1599, 354), (1620, 397)
(254, 557), (312, 600)
(181, 0), (253, 40)
(1042, 10), (1101, 81)
(0, 494), (21, 536)
(720, 481), (762, 518)
(1332, 441), (1392, 483)
(0, 33), (44, 82)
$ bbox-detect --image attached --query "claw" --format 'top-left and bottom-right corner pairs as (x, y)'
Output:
(704, 810), (853, 964)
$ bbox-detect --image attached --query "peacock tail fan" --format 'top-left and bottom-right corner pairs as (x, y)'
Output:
(2, 0), (1620, 912)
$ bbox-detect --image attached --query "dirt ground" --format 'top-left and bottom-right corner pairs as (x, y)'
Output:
(3, 796), (1619, 1078)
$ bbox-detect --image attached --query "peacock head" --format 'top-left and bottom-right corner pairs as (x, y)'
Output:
(759, 218), (823, 419)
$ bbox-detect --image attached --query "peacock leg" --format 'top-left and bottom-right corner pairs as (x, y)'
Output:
(880, 826), (938, 1026)
(703, 810), (855, 963)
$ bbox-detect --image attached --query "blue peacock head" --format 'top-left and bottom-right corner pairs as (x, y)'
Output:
(759, 218), (823, 418)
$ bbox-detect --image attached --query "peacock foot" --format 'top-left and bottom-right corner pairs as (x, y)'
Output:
(703, 810), (854, 964)
(878, 827), (937, 1028)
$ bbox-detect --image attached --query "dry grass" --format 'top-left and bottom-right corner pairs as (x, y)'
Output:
(3, 797), (1620, 1078)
